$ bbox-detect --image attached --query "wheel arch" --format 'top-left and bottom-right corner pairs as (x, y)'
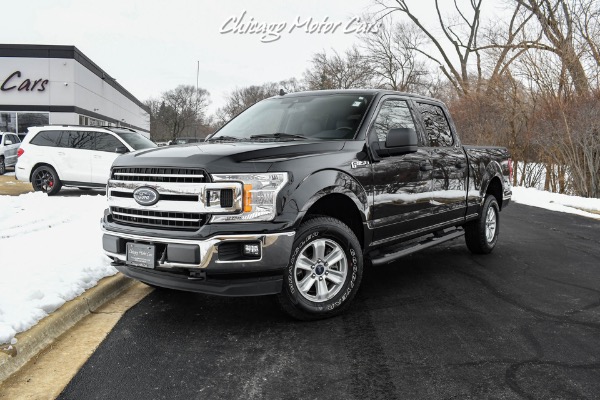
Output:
(287, 169), (369, 249)
(30, 162), (62, 182)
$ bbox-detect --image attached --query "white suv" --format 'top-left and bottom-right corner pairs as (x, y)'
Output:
(0, 132), (21, 175)
(16, 126), (156, 195)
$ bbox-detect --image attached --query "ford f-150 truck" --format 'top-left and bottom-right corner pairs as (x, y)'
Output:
(102, 90), (512, 320)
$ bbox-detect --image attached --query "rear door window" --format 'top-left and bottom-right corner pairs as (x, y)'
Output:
(65, 131), (95, 150)
(417, 103), (454, 147)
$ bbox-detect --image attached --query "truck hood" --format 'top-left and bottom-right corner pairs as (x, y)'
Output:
(113, 140), (347, 173)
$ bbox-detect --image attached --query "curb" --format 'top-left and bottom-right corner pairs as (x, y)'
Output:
(0, 273), (134, 383)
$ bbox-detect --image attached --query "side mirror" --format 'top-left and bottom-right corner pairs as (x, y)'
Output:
(374, 128), (418, 157)
(115, 146), (128, 154)
(5, 140), (13, 145)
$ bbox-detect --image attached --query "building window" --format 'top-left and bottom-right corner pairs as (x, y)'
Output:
(0, 112), (17, 133)
(17, 113), (49, 134)
(79, 114), (107, 127)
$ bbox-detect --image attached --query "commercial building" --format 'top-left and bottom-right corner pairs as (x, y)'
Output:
(0, 44), (150, 138)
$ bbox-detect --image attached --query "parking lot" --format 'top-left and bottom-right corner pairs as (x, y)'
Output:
(57, 203), (600, 399)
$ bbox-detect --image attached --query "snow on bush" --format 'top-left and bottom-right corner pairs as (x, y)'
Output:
(0, 192), (115, 345)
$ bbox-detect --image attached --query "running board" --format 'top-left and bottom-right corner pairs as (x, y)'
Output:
(370, 229), (464, 266)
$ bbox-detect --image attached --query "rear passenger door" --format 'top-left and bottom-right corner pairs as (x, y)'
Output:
(92, 132), (127, 184)
(60, 131), (94, 183)
(416, 102), (468, 225)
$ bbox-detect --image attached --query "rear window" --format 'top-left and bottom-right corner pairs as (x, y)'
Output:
(30, 131), (64, 147)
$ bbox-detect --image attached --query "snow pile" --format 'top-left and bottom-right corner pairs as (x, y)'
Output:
(512, 186), (600, 220)
(0, 192), (115, 345)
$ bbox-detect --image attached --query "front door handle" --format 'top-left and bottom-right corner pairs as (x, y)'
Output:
(58, 152), (66, 156)
(455, 162), (466, 169)
(419, 162), (433, 171)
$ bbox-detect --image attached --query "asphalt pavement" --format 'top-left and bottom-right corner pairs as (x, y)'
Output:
(59, 203), (600, 400)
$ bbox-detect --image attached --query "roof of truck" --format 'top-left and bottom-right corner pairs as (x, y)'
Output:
(274, 89), (442, 103)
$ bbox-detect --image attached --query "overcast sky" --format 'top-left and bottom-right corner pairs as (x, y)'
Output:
(2, 0), (506, 114)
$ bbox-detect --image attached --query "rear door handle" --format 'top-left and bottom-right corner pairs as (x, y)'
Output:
(93, 155), (101, 158)
(419, 161), (433, 171)
(58, 151), (66, 156)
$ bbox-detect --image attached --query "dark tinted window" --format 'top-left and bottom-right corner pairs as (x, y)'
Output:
(371, 100), (416, 142)
(95, 133), (124, 152)
(30, 130), (64, 147)
(418, 103), (453, 147)
(212, 94), (373, 141)
(9, 134), (20, 143)
(64, 131), (94, 150)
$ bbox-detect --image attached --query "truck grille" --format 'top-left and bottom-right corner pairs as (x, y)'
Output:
(110, 207), (205, 231)
(111, 167), (206, 183)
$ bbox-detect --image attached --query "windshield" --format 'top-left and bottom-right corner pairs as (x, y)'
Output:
(113, 130), (157, 150)
(211, 94), (373, 141)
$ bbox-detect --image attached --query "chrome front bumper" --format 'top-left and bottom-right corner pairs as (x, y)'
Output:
(102, 228), (295, 271)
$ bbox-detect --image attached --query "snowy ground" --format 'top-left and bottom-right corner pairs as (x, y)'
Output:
(0, 185), (599, 346)
(512, 187), (600, 220)
(0, 193), (115, 345)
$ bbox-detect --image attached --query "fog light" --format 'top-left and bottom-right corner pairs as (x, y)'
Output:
(243, 243), (260, 257)
(207, 189), (220, 206)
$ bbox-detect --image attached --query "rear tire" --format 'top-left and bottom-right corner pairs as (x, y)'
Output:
(32, 165), (62, 196)
(277, 217), (363, 320)
(0, 157), (5, 175)
(465, 195), (500, 254)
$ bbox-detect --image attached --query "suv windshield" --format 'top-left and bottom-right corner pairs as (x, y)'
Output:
(211, 94), (373, 141)
(112, 129), (157, 150)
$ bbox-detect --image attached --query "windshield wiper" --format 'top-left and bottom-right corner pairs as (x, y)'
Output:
(249, 133), (308, 140)
(206, 135), (244, 142)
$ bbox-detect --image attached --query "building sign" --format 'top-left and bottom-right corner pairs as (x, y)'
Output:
(1, 71), (49, 92)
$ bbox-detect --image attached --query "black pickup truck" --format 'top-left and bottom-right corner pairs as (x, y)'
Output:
(102, 90), (512, 320)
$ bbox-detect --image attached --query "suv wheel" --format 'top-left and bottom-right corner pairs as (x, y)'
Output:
(0, 157), (5, 175)
(32, 165), (62, 196)
(465, 195), (500, 254)
(277, 216), (363, 320)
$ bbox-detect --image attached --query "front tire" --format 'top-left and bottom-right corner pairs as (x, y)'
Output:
(0, 157), (5, 175)
(465, 195), (500, 254)
(277, 216), (363, 320)
(32, 165), (62, 195)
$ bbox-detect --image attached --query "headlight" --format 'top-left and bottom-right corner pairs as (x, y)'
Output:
(210, 173), (288, 222)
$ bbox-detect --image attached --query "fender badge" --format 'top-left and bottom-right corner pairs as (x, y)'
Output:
(351, 160), (370, 169)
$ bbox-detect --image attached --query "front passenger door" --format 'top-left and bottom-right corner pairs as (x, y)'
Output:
(92, 133), (127, 184)
(370, 98), (434, 244)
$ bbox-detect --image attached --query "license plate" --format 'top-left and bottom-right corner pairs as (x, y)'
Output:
(126, 243), (156, 269)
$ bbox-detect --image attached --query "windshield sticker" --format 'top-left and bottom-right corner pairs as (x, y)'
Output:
(352, 101), (362, 107)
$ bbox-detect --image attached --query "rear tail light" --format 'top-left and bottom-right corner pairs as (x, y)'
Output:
(508, 158), (513, 181)
(17, 148), (24, 158)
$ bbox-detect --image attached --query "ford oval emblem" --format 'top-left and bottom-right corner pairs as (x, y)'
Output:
(133, 187), (159, 206)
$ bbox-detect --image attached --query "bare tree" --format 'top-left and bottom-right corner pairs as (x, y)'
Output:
(360, 20), (429, 93)
(515, 0), (590, 94)
(215, 83), (279, 126)
(374, 0), (485, 95)
(304, 46), (374, 90)
(147, 85), (211, 141)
